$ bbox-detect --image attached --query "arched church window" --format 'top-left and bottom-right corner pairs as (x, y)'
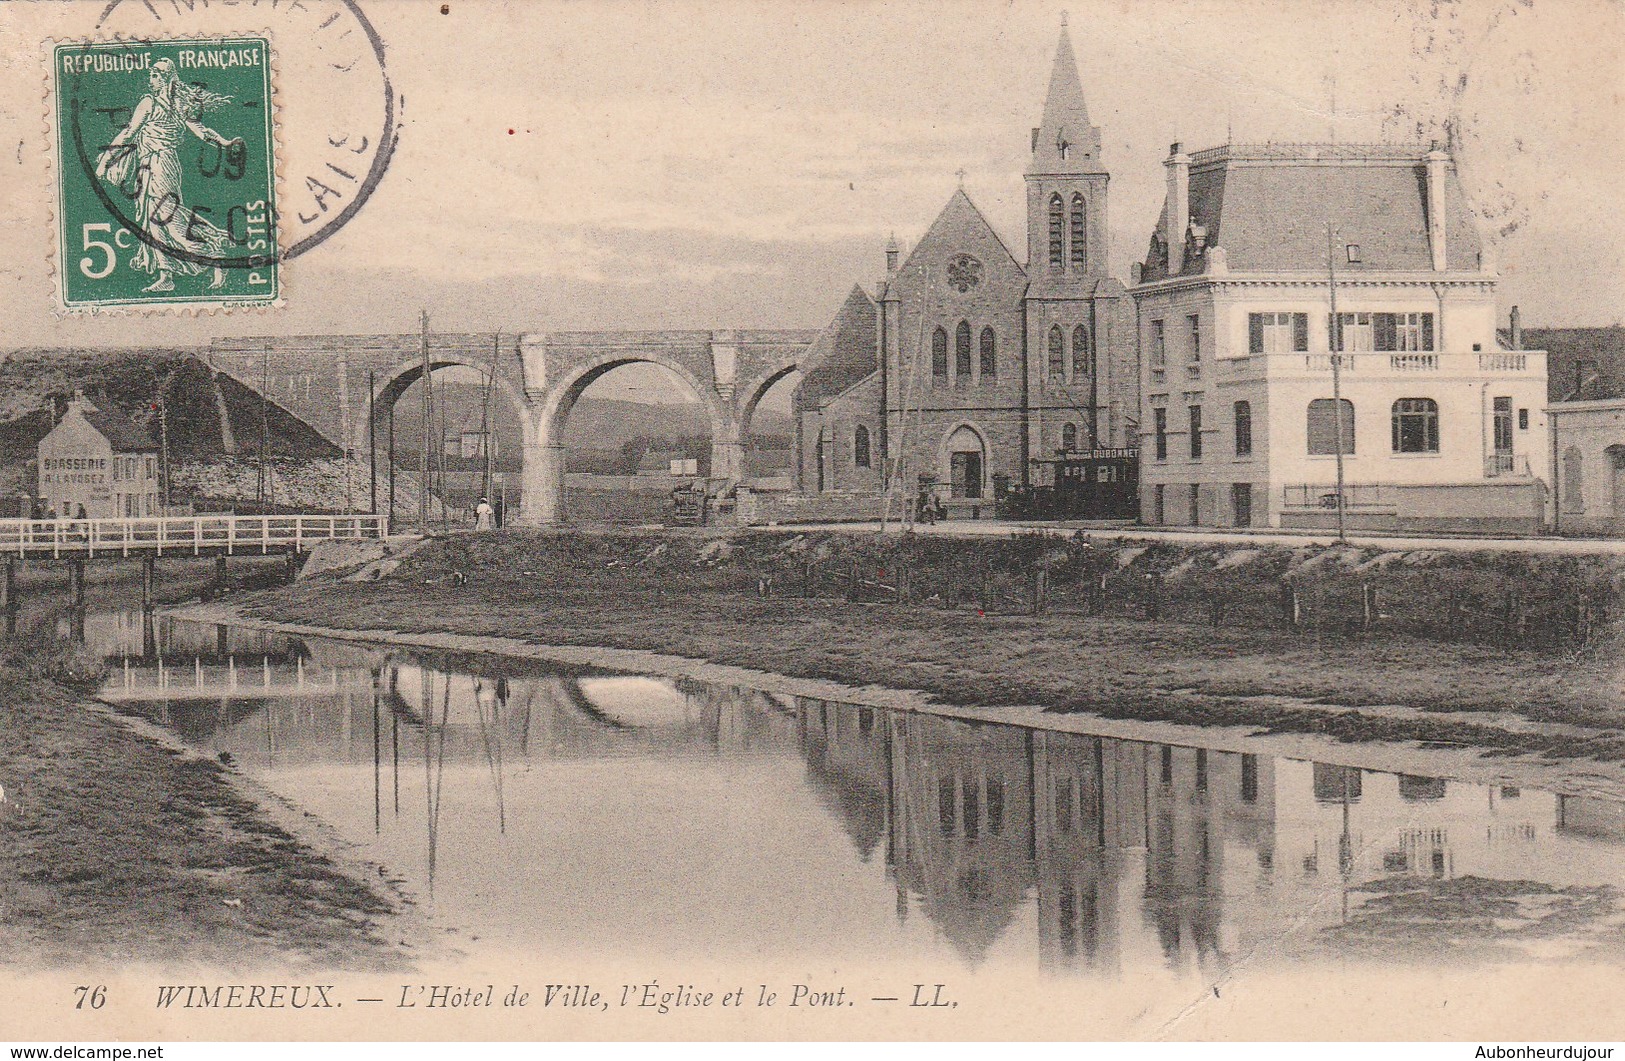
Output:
(1071, 324), (1091, 377)
(1048, 195), (1064, 269)
(979, 327), (996, 380)
(1070, 194), (1087, 270)
(955, 320), (972, 381)
(1048, 325), (1065, 379)
(932, 327), (948, 383)
(854, 425), (871, 468)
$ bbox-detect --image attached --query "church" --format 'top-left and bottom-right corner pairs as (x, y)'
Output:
(793, 20), (1138, 516)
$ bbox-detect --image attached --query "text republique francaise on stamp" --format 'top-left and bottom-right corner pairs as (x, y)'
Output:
(53, 37), (278, 310)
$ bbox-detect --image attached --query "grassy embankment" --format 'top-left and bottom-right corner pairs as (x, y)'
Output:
(240, 529), (1625, 761)
(0, 561), (407, 971)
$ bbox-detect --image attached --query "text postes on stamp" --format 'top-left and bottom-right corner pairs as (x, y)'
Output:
(54, 37), (278, 310)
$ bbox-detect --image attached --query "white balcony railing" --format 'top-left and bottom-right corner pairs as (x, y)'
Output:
(1485, 453), (1530, 478)
(1281, 350), (1543, 377)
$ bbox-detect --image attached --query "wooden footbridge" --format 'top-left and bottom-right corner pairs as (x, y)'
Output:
(0, 514), (390, 612)
(0, 514), (388, 559)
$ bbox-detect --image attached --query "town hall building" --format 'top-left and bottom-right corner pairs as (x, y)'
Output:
(793, 21), (1138, 515)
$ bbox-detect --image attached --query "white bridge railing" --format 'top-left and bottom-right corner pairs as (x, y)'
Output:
(0, 514), (389, 558)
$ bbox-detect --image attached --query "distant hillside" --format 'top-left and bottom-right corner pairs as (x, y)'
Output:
(0, 349), (338, 465)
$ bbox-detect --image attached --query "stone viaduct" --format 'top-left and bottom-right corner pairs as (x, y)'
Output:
(206, 328), (817, 524)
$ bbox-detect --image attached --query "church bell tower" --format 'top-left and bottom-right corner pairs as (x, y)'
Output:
(1025, 15), (1109, 278)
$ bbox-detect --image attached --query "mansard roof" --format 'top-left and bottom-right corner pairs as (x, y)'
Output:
(1142, 143), (1485, 281)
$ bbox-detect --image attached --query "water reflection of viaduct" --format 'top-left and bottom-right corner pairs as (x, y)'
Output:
(206, 331), (815, 524)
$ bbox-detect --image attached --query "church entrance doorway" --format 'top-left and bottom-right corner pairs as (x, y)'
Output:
(945, 426), (986, 500)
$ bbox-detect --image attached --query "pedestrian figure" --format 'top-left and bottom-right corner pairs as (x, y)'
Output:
(474, 496), (494, 531)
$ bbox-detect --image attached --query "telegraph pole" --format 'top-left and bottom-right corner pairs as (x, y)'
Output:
(258, 342), (271, 510)
(1327, 223), (1348, 544)
(368, 368), (378, 515)
(482, 333), (500, 504)
(419, 310), (431, 530)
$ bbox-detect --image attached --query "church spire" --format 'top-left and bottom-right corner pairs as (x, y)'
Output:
(1026, 16), (1103, 175)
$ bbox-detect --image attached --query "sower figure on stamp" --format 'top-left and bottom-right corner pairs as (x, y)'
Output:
(94, 59), (241, 293)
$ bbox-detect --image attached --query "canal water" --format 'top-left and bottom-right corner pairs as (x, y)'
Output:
(64, 606), (1625, 989)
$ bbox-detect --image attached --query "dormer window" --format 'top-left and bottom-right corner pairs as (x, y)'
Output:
(1345, 244), (1362, 264)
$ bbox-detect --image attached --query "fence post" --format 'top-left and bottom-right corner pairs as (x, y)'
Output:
(804, 562), (815, 599)
(1279, 580), (1301, 628)
(978, 561), (990, 614)
(1361, 582), (1378, 631)
(1208, 590), (1224, 628)
(1031, 560), (1048, 617)
(1145, 572), (1163, 621)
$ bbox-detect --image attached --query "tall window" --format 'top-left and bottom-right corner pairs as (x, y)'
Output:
(1069, 193), (1086, 270)
(1249, 312), (1309, 354)
(932, 327), (948, 383)
(1234, 400), (1252, 456)
(1150, 319), (1166, 369)
(1187, 314), (1201, 363)
(1189, 405), (1203, 459)
(1331, 312), (1374, 352)
(853, 425), (871, 468)
(979, 327), (997, 380)
(954, 320), (972, 381)
(1071, 325), (1091, 377)
(1048, 325), (1065, 378)
(1307, 398), (1356, 455)
(1153, 407), (1168, 460)
(1493, 397), (1513, 452)
(1392, 398), (1439, 453)
(1048, 194), (1064, 268)
(1061, 423), (1077, 452)
(1336, 312), (1435, 352)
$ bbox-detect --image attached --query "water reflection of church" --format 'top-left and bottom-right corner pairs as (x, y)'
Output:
(795, 700), (1625, 975)
(104, 620), (1625, 975)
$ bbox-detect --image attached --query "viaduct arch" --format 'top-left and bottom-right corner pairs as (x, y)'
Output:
(207, 329), (817, 526)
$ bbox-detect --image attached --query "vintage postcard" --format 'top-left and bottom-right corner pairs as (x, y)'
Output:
(1, 0), (1623, 1048)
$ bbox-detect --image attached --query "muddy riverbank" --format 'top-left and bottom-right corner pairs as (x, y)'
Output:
(0, 568), (415, 974)
(194, 526), (1625, 798)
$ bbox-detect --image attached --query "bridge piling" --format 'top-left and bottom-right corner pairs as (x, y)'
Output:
(214, 555), (228, 593)
(141, 555), (156, 613)
(69, 560), (85, 609)
(1, 560), (12, 610)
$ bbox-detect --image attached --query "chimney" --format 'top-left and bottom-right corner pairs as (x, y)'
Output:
(1163, 141), (1190, 276)
(1510, 305), (1522, 350)
(885, 234), (900, 274)
(1425, 142), (1449, 272)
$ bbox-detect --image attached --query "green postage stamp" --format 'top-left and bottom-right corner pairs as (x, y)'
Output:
(52, 37), (278, 309)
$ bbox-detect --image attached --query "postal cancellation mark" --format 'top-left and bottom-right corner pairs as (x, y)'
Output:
(54, 37), (279, 309)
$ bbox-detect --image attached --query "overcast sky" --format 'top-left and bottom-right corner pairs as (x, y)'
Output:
(1, 0), (1619, 405)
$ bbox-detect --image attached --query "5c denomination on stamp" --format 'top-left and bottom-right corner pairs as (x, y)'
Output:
(53, 37), (278, 310)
